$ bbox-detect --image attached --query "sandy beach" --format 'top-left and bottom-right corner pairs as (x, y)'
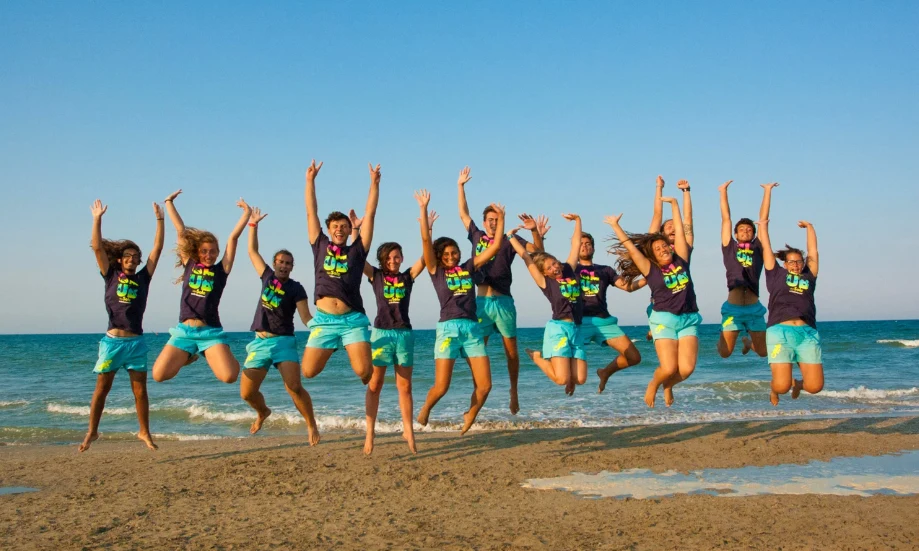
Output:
(2, 416), (918, 550)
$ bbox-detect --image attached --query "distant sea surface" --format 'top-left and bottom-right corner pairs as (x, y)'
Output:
(1, 320), (917, 445)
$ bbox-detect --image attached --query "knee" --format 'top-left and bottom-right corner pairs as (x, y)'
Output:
(772, 379), (792, 394)
(220, 370), (239, 384)
(367, 379), (384, 395)
(477, 381), (492, 397)
(151, 370), (167, 383)
(505, 348), (520, 363)
(803, 379), (824, 394)
(659, 365), (679, 379)
(626, 348), (642, 366)
(301, 366), (319, 379)
(132, 386), (147, 400)
(396, 378), (412, 395)
(240, 386), (258, 401)
(576, 372), (587, 385)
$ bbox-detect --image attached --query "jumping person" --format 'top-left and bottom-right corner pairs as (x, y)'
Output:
(239, 207), (320, 445)
(415, 189), (505, 434)
(82, 199), (164, 452)
(457, 166), (544, 414)
(758, 210), (823, 406)
(152, 190), (249, 384)
(716, 181), (778, 358)
(301, 161), (379, 387)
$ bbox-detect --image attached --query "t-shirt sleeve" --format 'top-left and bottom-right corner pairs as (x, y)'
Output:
(467, 220), (480, 243)
(513, 234), (529, 246)
(293, 281), (309, 303)
(604, 265), (618, 283)
(137, 266), (152, 285)
(102, 265), (115, 281)
(369, 266), (381, 283)
(260, 266), (274, 284)
(312, 232), (328, 255)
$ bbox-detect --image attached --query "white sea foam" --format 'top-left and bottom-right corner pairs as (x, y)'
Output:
(877, 339), (919, 348)
(47, 403), (136, 416)
(821, 386), (919, 402)
(151, 433), (229, 441)
(0, 400), (28, 408)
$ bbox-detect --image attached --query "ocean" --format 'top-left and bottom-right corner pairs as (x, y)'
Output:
(1, 320), (917, 445)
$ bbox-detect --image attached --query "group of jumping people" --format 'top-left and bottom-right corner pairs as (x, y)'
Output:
(84, 164), (823, 454)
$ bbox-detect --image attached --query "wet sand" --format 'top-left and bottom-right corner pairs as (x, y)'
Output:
(2, 416), (919, 550)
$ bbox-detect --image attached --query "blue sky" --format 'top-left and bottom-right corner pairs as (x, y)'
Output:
(1, 1), (917, 333)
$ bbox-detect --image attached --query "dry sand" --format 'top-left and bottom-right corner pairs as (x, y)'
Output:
(2, 416), (919, 550)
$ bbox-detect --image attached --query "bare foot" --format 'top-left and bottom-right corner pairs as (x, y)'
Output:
(663, 386), (674, 407)
(360, 371), (372, 385)
(645, 331), (653, 342)
(770, 391), (779, 406)
(509, 391), (520, 415)
(460, 411), (474, 435)
(137, 432), (158, 450)
(741, 336), (752, 355)
(524, 348), (541, 362)
(565, 381), (575, 396)
(249, 408), (271, 434)
(416, 407), (430, 427)
(644, 381), (658, 408)
(183, 353), (199, 366)
(596, 367), (613, 394)
(363, 432), (374, 455)
(307, 422), (320, 446)
(78, 432), (98, 453)
(402, 430), (417, 454)
(791, 379), (803, 399)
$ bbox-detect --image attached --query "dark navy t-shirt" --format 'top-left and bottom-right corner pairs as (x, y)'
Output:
(311, 232), (367, 314)
(541, 264), (583, 324)
(249, 267), (308, 336)
(371, 267), (414, 330)
(646, 249), (698, 315)
(577, 263), (618, 318)
(179, 261), (229, 327)
(431, 258), (476, 322)
(467, 220), (527, 296)
(103, 266), (152, 334)
(722, 238), (764, 296)
(765, 264), (817, 328)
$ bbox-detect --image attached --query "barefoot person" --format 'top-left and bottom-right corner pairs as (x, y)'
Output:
(239, 207), (320, 445)
(301, 161), (379, 387)
(508, 214), (588, 395)
(415, 189), (505, 434)
(457, 166), (544, 414)
(82, 199), (164, 452)
(758, 215), (823, 406)
(607, 197), (701, 408)
(575, 232), (645, 394)
(716, 181), (778, 358)
(152, 190), (249, 384)
(355, 209), (437, 455)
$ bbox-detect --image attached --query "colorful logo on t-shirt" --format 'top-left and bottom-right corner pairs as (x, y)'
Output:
(579, 269), (600, 297)
(558, 277), (581, 303)
(662, 263), (689, 294)
(383, 275), (406, 304)
(260, 278), (286, 310)
(116, 272), (139, 304)
(475, 234), (495, 263)
(736, 242), (754, 268)
(445, 266), (473, 295)
(188, 264), (215, 297)
(323, 244), (348, 278)
(785, 273), (810, 295)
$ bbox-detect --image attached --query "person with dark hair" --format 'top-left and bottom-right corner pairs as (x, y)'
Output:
(716, 181), (779, 358)
(457, 166), (544, 414)
(152, 190), (250, 385)
(82, 199), (165, 452)
(576, 232), (646, 394)
(607, 196), (701, 408)
(301, 161), (379, 391)
(351, 210), (438, 455)
(415, 189), (505, 434)
(758, 211), (823, 406)
(507, 214), (588, 394)
(239, 207), (319, 445)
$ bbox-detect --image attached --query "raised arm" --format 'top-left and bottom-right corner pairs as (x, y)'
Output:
(348, 209), (362, 245)
(614, 276), (648, 293)
(304, 159), (323, 245)
(457, 166), (473, 231)
(220, 198), (252, 274)
(360, 163), (381, 251)
(146, 202), (166, 277)
(800, 221), (819, 276)
(164, 189), (188, 265)
(410, 210), (438, 279)
(508, 227), (547, 288)
(719, 180), (733, 247)
(518, 213), (544, 253)
(663, 197), (690, 260)
(758, 219), (776, 270)
(677, 179), (694, 247)
(247, 207), (269, 276)
(606, 214), (651, 276)
(759, 182), (779, 224)
(561, 213), (582, 270)
(473, 203), (505, 270)
(648, 175), (664, 233)
(90, 199), (110, 275)
(416, 190), (437, 274)
(296, 299), (313, 327)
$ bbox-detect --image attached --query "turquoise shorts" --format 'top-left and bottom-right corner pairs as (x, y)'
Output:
(371, 328), (415, 367)
(476, 295), (517, 339)
(648, 311), (702, 341)
(166, 323), (228, 355)
(434, 319), (487, 360)
(721, 301), (767, 333)
(767, 325), (823, 365)
(580, 316), (627, 346)
(542, 320), (587, 360)
(306, 309), (371, 350)
(244, 335), (300, 369)
(94, 335), (148, 373)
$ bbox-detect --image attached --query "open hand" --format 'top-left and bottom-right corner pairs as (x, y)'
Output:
(91, 199), (107, 219)
(457, 166), (471, 187)
(250, 207), (268, 225)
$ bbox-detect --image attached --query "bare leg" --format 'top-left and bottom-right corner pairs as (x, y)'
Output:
(80, 372), (116, 452)
(200, 344), (240, 383)
(646, 339), (679, 408)
(393, 365), (416, 453)
(717, 330), (740, 358)
(769, 363), (794, 406)
(277, 362), (320, 445)
(749, 331), (768, 357)
(597, 336), (641, 393)
(364, 365), (387, 455)
(462, 357), (492, 434)
(524, 348), (570, 386)
(345, 341), (373, 384)
(301, 347), (335, 378)
(152, 345), (196, 382)
(501, 336), (520, 415)
(240, 368), (271, 434)
(417, 359), (455, 426)
(661, 336), (699, 407)
(128, 370), (157, 450)
(795, 362), (824, 398)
